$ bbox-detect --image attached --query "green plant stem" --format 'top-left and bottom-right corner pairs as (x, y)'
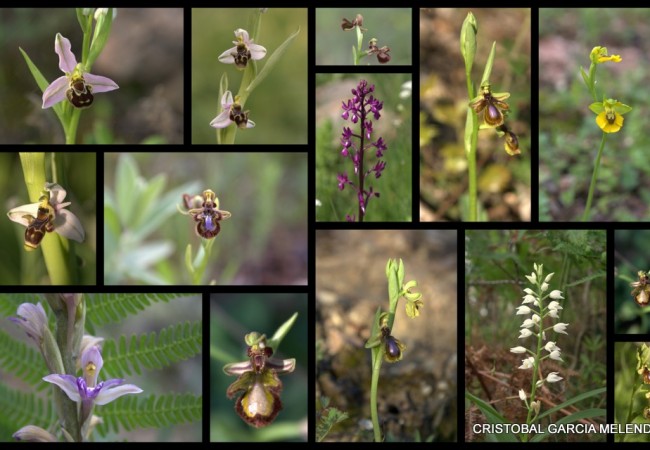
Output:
(369, 348), (383, 442)
(354, 26), (363, 65)
(582, 132), (608, 221)
(65, 108), (81, 144)
(465, 75), (478, 221)
(19, 152), (73, 284)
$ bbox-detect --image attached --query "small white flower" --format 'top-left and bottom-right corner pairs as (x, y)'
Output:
(518, 328), (534, 339)
(553, 323), (569, 334)
(549, 350), (563, 361)
(519, 389), (526, 401)
(536, 379), (544, 387)
(315, 199), (322, 207)
(516, 305), (531, 315)
(550, 290), (564, 299)
(510, 346), (527, 354)
(399, 81), (412, 99)
(523, 288), (535, 295)
(522, 294), (537, 304)
(531, 400), (540, 414)
(548, 309), (560, 319)
(544, 341), (560, 352)
(541, 282), (549, 292)
(533, 262), (538, 272)
(520, 319), (535, 329)
(537, 263), (544, 276)
(546, 372), (563, 383)
(518, 357), (535, 370)
(532, 314), (541, 323)
(525, 272), (537, 284)
(544, 272), (555, 283)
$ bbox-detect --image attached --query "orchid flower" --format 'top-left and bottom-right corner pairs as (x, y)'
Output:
(210, 90), (255, 129)
(218, 28), (266, 69)
(42, 33), (118, 109)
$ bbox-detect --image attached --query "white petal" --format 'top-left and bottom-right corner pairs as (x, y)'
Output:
(94, 383), (143, 405)
(210, 110), (232, 128)
(510, 346), (527, 354)
(221, 90), (233, 109)
(218, 47), (236, 64)
(54, 209), (85, 242)
(43, 374), (82, 402)
(234, 28), (250, 42)
(245, 119), (255, 129)
(248, 43), (267, 60)
(45, 182), (67, 205)
(7, 202), (40, 227)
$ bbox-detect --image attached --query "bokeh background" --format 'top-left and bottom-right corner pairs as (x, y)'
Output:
(465, 230), (606, 442)
(539, 8), (648, 220)
(614, 342), (650, 442)
(210, 293), (308, 442)
(0, 153), (96, 285)
(614, 230), (650, 333)
(0, 294), (202, 442)
(192, 8), (308, 144)
(0, 8), (183, 144)
(315, 8), (412, 66)
(316, 74), (412, 222)
(420, 8), (530, 221)
(104, 152), (307, 285)
(316, 230), (457, 442)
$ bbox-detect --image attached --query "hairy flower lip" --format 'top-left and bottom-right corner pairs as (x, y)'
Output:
(42, 33), (118, 109)
(210, 90), (255, 129)
(7, 182), (85, 243)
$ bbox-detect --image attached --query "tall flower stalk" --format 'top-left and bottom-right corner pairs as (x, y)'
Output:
(337, 79), (387, 222)
(580, 46), (631, 221)
(511, 263), (567, 442)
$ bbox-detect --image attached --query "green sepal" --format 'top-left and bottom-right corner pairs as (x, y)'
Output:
(580, 66), (590, 89)
(589, 102), (604, 114)
(268, 312), (298, 353)
(480, 41), (497, 87)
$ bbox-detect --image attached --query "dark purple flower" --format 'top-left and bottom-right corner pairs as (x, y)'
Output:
(352, 152), (360, 174)
(337, 173), (349, 191)
(345, 214), (355, 222)
(364, 120), (373, 139)
(372, 160), (386, 178)
(374, 137), (387, 157)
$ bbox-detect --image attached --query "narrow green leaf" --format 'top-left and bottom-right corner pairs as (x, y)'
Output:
(480, 41), (497, 87)
(268, 312), (298, 353)
(530, 409), (606, 442)
(19, 47), (65, 125)
(246, 27), (300, 95)
(537, 387), (606, 419)
(465, 390), (518, 442)
(580, 66), (590, 89)
(115, 153), (141, 227)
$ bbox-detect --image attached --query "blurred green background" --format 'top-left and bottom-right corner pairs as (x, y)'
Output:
(0, 294), (202, 442)
(614, 342), (650, 442)
(420, 8), (530, 221)
(104, 152), (307, 285)
(539, 8), (650, 220)
(614, 230), (650, 333)
(0, 153), (96, 285)
(465, 230), (606, 442)
(316, 73), (412, 222)
(315, 8), (412, 65)
(192, 8), (307, 144)
(0, 8), (183, 144)
(210, 293), (307, 442)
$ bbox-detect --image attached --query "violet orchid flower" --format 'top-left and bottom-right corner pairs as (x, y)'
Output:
(42, 33), (118, 109)
(43, 346), (142, 425)
(9, 302), (48, 347)
(210, 90), (255, 129)
(7, 182), (85, 248)
(218, 28), (266, 70)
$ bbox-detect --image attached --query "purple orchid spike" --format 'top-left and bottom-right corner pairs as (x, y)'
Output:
(42, 33), (118, 109)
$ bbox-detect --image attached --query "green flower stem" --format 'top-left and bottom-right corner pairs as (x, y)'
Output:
(19, 152), (73, 284)
(354, 26), (363, 65)
(587, 62), (598, 102)
(582, 132), (608, 221)
(65, 108), (81, 144)
(369, 347), (383, 442)
(465, 76), (479, 222)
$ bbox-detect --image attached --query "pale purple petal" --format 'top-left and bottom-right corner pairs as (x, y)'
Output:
(234, 28), (250, 43)
(221, 91), (233, 109)
(45, 182), (67, 205)
(42, 76), (69, 109)
(81, 346), (103, 386)
(53, 209), (85, 243)
(210, 110), (232, 128)
(94, 383), (143, 405)
(55, 33), (77, 74)
(43, 374), (82, 402)
(218, 47), (236, 64)
(83, 72), (119, 93)
(248, 43), (267, 60)
(13, 425), (57, 442)
(246, 119), (256, 129)
(223, 360), (253, 375)
(10, 302), (47, 344)
(7, 202), (40, 226)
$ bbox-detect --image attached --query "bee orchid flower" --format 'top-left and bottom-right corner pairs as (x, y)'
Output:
(218, 28), (266, 70)
(210, 90), (255, 130)
(7, 182), (85, 250)
(42, 33), (118, 109)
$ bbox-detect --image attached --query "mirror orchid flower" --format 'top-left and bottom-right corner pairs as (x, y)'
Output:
(210, 90), (255, 129)
(43, 345), (142, 426)
(223, 332), (295, 428)
(218, 28), (266, 70)
(7, 182), (85, 250)
(42, 33), (118, 109)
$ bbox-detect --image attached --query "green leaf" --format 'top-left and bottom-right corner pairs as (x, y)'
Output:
(0, 330), (49, 390)
(480, 41), (497, 87)
(364, 306), (382, 348)
(530, 408), (606, 442)
(102, 320), (202, 378)
(246, 27), (300, 95)
(580, 66), (590, 89)
(115, 153), (141, 227)
(465, 390), (518, 442)
(317, 401), (349, 442)
(96, 393), (202, 437)
(566, 271), (605, 287)
(0, 383), (55, 438)
(268, 312), (298, 353)
(85, 293), (193, 327)
(19, 47), (65, 126)
(537, 387), (606, 420)
(87, 8), (114, 71)
(131, 173), (167, 230)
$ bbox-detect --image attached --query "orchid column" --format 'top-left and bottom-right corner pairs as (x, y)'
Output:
(510, 263), (568, 441)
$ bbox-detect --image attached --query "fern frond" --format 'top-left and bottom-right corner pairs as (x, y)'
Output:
(102, 321), (202, 378)
(96, 393), (202, 436)
(0, 383), (54, 440)
(0, 330), (49, 389)
(85, 294), (194, 327)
